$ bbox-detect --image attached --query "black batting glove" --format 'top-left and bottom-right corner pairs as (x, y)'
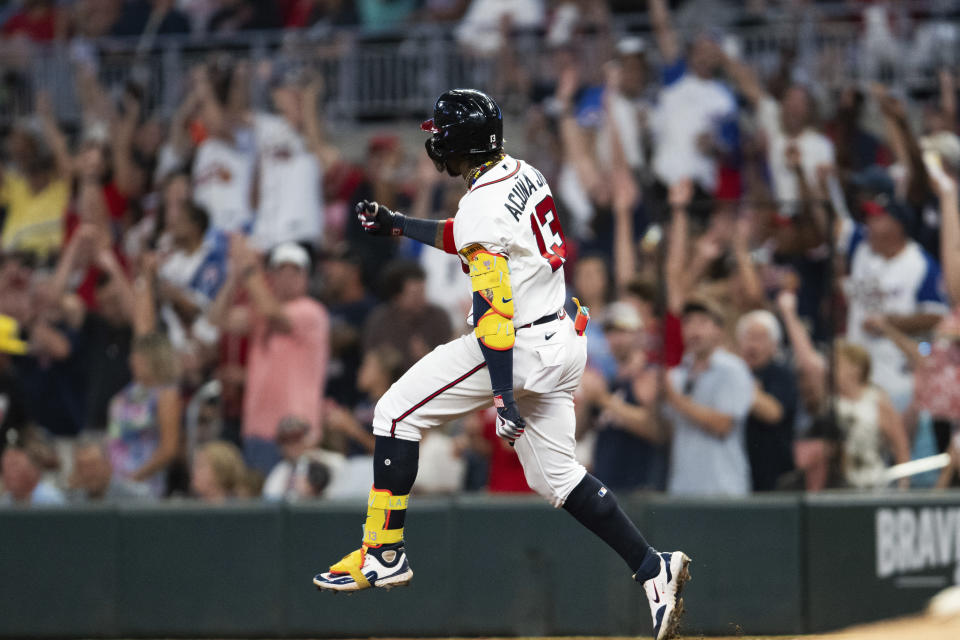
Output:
(494, 393), (526, 445)
(356, 200), (405, 237)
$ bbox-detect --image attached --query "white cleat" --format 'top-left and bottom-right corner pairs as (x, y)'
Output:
(640, 551), (692, 640)
(313, 543), (413, 592)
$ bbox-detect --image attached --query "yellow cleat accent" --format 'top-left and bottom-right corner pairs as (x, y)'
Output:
(329, 548), (371, 590)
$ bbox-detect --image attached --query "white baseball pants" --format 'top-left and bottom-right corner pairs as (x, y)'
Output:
(372, 314), (588, 507)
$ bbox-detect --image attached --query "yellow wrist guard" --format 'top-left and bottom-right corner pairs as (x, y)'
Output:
(363, 487), (408, 546)
(464, 246), (516, 350)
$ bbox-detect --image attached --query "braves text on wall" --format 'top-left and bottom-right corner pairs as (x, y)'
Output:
(876, 507), (960, 585)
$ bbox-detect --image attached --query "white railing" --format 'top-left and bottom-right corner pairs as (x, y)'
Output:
(0, 7), (957, 127)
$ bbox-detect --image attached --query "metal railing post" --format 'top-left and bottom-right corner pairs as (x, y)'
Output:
(428, 29), (447, 111)
(335, 35), (359, 122)
(161, 42), (182, 120)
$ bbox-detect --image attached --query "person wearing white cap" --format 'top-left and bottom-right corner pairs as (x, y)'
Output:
(207, 237), (329, 473)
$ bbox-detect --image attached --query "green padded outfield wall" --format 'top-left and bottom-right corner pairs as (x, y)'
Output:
(0, 506), (120, 637)
(4, 493), (958, 637)
(635, 495), (804, 636)
(804, 493), (960, 632)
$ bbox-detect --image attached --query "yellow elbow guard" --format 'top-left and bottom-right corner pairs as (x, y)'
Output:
(465, 247), (516, 350)
(475, 308), (515, 350)
(466, 248), (515, 318)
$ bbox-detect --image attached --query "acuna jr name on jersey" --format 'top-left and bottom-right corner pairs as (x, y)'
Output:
(504, 168), (547, 221)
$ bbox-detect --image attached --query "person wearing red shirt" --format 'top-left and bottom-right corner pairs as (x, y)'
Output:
(1, 1), (57, 42)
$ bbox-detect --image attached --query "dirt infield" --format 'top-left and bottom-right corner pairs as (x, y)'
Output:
(100, 622), (960, 640)
(346, 614), (960, 640)
(97, 612), (960, 640)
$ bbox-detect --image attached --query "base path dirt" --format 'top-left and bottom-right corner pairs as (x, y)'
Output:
(346, 616), (960, 640)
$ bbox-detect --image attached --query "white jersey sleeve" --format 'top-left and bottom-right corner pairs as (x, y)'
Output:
(453, 155), (567, 327)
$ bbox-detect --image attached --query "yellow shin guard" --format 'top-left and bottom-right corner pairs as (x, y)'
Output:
(363, 487), (408, 546)
(328, 488), (409, 589)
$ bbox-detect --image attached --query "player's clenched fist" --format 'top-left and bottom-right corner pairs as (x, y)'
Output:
(356, 200), (403, 236)
(494, 395), (526, 444)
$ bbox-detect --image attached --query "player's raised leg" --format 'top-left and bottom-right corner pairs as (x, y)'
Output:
(313, 335), (492, 591)
(514, 391), (691, 640)
(311, 436), (418, 592)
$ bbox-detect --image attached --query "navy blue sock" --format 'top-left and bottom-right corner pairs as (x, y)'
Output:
(563, 473), (658, 580)
(373, 436), (419, 531)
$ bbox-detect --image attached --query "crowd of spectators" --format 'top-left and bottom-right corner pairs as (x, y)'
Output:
(3, 0), (960, 506)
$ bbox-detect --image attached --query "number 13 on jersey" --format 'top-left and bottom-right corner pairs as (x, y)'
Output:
(531, 195), (567, 272)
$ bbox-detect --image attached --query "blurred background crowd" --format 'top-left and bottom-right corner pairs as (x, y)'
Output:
(3, 0), (960, 506)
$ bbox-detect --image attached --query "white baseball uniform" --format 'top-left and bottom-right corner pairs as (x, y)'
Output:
(372, 155), (588, 507)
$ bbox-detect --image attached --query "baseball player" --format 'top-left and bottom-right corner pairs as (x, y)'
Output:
(313, 89), (690, 640)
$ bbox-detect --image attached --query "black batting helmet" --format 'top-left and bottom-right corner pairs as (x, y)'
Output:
(421, 89), (503, 174)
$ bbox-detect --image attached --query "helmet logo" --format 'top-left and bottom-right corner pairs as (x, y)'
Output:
(490, 134), (497, 147)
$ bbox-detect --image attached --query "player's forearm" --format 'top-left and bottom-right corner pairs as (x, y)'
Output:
(472, 289), (515, 395)
(479, 339), (515, 398)
(358, 200), (458, 254)
(467, 249), (518, 406)
(401, 216), (456, 253)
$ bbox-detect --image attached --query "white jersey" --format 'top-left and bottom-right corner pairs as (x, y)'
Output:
(453, 155), (567, 327)
(192, 138), (254, 233)
(841, 220), (948, 407)
(250, 113), (324, 250)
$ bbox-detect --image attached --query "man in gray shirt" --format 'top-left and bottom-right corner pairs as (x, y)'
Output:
(664, 297), (755, 496)
(68, 435), (152, 503)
